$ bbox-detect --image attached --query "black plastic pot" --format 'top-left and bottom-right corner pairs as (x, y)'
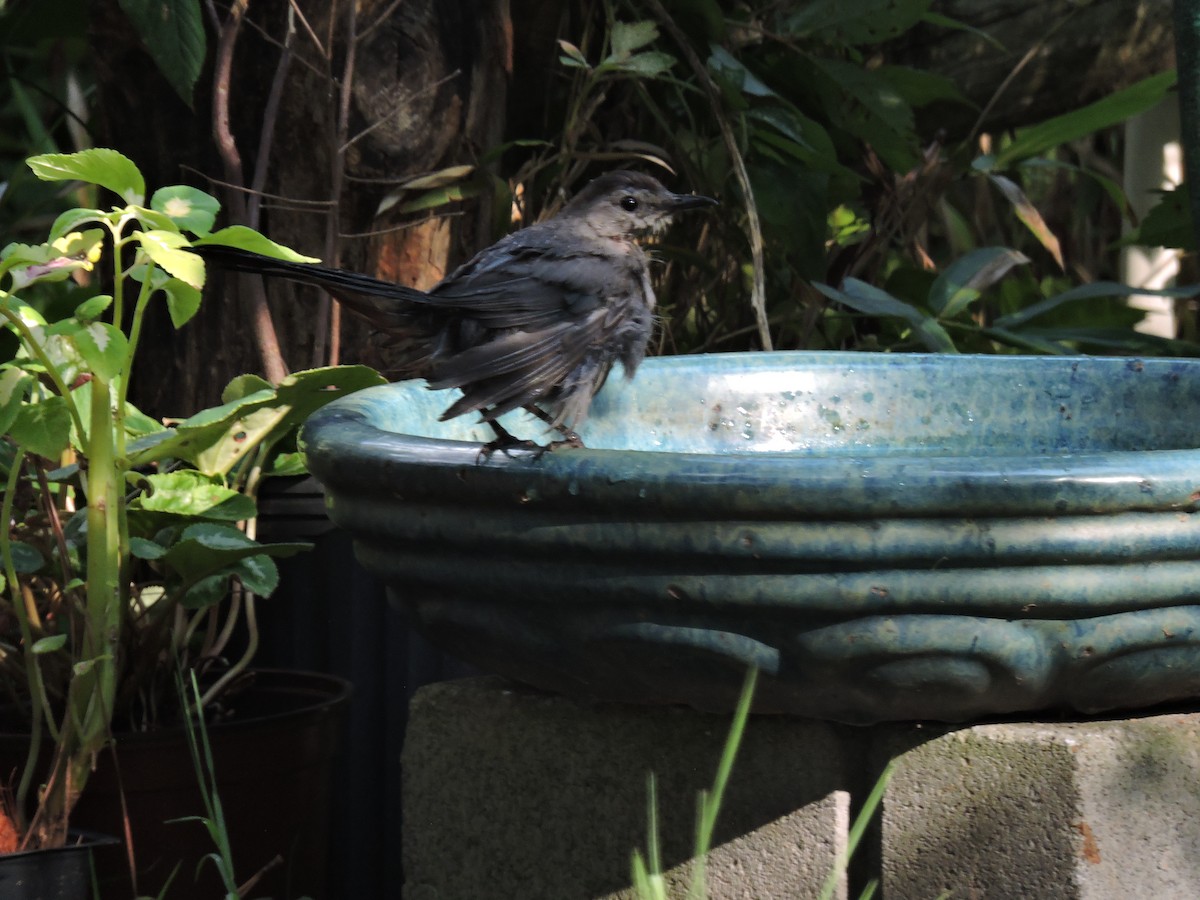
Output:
(0, 833), (118, 900)
(1, 669), (349, 900)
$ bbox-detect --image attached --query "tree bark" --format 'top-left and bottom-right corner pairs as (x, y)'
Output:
(89, 0), (511, 418)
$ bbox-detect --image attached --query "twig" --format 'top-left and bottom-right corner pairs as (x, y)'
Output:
(208, 0), (289, 384)
(645, 0), (773, 350)
(248, 6), (296, 226)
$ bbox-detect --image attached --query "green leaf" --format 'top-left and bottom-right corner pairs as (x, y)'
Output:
(136, 230), (205, 289)
(816, 279), (958, 352)
(993, 281), (1200, 330)
(3, 230), (105, 289)
(928, 247), (1030, 318)
(48, 208), (109, 242)
(32, 634), (68, 654)
(9, 396), (73, 460)
(74, 294), (114, 322)
(0, 367), (33, 435)
(1121, 186), (1193, 251)
(118, 0), (207, 106)
(994, 70), (1178, 169)
(809, 57), (919, 172)
(395, 183), (483, 216)
(134, 471), (258, 520)
(161, 277), (203, 328)
(192, 226), (319, 263)
(781, 0), (930, 45)
(557, 39), (590, 69)
(265, 451), (308, 478)
(607, 51), (675, 78)
(8, 541), (45, 574)
(27, 149), (146, 205)
(63, 321), (129, 380)
(151, 185), (220, 235)
(707, 45), (776, 99)
(130, 536), (169, 560)
(610, 20), (659, 57)
(191, 366), (388, 476)
(233, 553), (279, 596)
(987, 175), (1063, 270)
(162, 522), (309, 607)
(129, 366), (385, 473)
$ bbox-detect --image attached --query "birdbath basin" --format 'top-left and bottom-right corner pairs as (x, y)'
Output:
(301, 352), (1200, 723)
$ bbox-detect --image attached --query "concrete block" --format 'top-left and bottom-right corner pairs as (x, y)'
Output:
(402, 677), (853, 899)
(879, 714), (1200, 899)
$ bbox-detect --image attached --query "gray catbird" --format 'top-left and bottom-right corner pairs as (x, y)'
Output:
(193, 170), (716, 449)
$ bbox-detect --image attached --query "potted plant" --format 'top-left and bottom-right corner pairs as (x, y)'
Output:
(0, 148), (383, 893)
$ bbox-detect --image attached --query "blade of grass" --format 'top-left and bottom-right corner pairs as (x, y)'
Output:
(819, 760), (896, 900)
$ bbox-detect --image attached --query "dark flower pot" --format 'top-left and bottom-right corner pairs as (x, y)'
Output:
(0, 833), (119, 900)
(1, 670), (349, 900)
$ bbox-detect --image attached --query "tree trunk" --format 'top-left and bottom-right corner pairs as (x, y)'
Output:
(90, 0), (511, 419)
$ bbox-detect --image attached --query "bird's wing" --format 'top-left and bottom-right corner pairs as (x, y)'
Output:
(428, 305), (612, 423)
(424, 234), (630, 326)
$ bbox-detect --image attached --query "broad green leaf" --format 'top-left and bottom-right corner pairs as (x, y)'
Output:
(129, 205), (181, 234)
(816, 279), (958, 352)
(395, 183), (483, 216)
(32, 634), (67, 654)
(809, 56), (919, 172)
(49, 208), (108, 242)
(28, 149), (146, 205)
(4, 229), (105, 289)
(151, 185), (220, 235)
(610, 20), (659, 57)
(134, 471), (258, 520)
(74, 294), (114, 322)
(928, 247), (1030, 318)
(136, 230), (205, 288)
(265, 451), (308, 478)
(221, 373), (273, 404)
(161, 277), (203, 328)
(708, 45), (776, 99)
(162, 523), (309, 607)
(232, 553), (280, 597)
(782, 0), (930, 45)
(395, 167), (475, 192)
(130, 366), (385, 473)
(994, 281), (1200, 330)
(192, 366), (388, 476)
(130, 536), (169, 560)
(1121, 186), (1193, 250)
(8, 540), (45, 574)
(192, 226), (319, 263)
(994, 70), (1177, 169)
(987, 175), (1064, 270)
(606, 51), (675, 78)
(63, 320), (129, 380)
(9, 396), (73, 460)
(118, 0), (207, 106)
(0, 367), (33, 435)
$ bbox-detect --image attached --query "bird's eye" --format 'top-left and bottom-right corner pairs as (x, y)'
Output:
(620, 195), (639, 211)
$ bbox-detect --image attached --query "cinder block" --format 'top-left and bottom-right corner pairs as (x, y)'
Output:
(879, 715), (1200, 899)
(402, 677), (853, 899)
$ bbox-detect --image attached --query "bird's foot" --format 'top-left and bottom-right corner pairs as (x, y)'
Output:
(549, 429), (585, 451)
(476, 435), (543, 463)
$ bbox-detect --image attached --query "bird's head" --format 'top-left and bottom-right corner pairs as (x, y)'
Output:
(561, 170), (717, 240)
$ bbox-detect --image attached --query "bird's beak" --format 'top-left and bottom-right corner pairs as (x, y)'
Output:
(669, 193), (719, 211)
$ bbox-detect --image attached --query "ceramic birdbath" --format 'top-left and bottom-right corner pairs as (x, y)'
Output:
(301, 352), (1200, 723)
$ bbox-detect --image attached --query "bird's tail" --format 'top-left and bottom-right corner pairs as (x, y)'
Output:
(189, 244), (430, 326)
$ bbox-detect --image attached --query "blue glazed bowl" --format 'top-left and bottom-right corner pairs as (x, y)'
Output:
(301, 352), (1200, 723)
